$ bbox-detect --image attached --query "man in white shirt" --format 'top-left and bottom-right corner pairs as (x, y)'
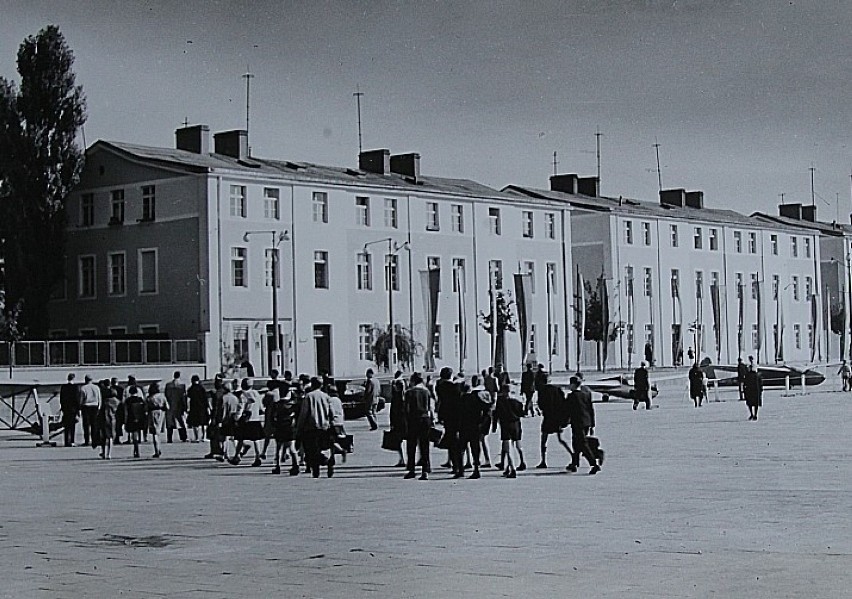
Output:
(78, 375), (102, 448)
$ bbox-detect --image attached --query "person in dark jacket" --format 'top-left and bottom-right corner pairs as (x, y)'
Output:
(737, 357), (748, 401)
(436, 367), (464, 476)
(389, 370), (407, 467)
(59, 373), (79, 447)
(271, 381), (300, 475)
(688, 362), (706, 407)
(531, 364), (547, 416)
(744, 364), (763, 420)
(520, 363), (535, 417)
(98, 383), (120, 459)
(187, 375), (209, 442)
(458, 376), (491, 479)
(123, 385), (148, 458)
(493, 381), (527, 478)
(536, 383), (571, 468)
(363, 368), (379, 431)
(633, 361), (651, 410)
(565, 376), (600, 474)
(403, 372), (433, 480)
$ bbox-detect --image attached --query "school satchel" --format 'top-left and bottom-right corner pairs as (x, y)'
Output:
(381, 429), (403, 451)
(428, 426), (444, 445)
(586, 435), (603, 461)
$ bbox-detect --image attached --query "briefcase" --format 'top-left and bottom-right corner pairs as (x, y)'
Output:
(428, 426), (444, 445)
(381, 430), (402, 451)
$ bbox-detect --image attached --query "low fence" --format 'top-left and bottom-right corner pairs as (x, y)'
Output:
(0, 339), (202, 368)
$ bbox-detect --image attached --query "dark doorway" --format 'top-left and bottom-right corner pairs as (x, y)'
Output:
(313, 325), (332, 376)
(266, 324), (284, 375)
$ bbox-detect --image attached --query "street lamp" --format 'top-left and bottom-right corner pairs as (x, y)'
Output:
(243, 230), (289, 374)
(364, 237), (409, 371)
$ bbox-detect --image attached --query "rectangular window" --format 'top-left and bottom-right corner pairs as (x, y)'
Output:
(752, 324), (760, 349)
(770, 234), (778, 255)
(670, 224), (679, 247)
(452, 258), (466, 293)
(138, 249), (158, 294)
(642, 222), (651, 246)
(426, 202), (439, 231)
(78, 255), (96, 298)
(314, 250), (329, 289)
(356, 252), (372, 291)
(748, 232), (757, 254)
(644, 324), (654, 347)
(265, 248), (280, 288)
(546, 262), (557, 295)
(805, 275), (812, 298)
(804, 237), (812, 258)
(451, 204), (464, 233)
(529, 323), (537, 355)
(693, 227), (703, 249)
(791, 236), (798, 258)
(772, 275), (780, 300)
(807, 324), (813, 349)
(524, 261), (536, 294)
(625, 266), (634, 297)
(489, 259), (503, 290)
(550, 322), (559, 356)
(385, 254), (399, 291)
(427, 256), (441, 291)
(522, 211), (534, 238)
(384, 198), (398, 229)
(489, 207), (501, 235)
(709, 228), (718, 251)
(671, 269), (680, 297)
(695, 270), (704, 300)
(624, 220), (634, 244)
(751, 273), (759, 299)
(545, 213), (556, 239)
(711, 271), (720, 289)
(356, 196), (370, 226)
(142, 185), (156, 221)
(109, 327), (127, 337)
(139, 325), (159, 335)
(111, 189), (125, 224)
(792, 276), (800, 301)
(79, 328), (97, 338)
(81, 193), (94, 227)
(454, 324), (461, 358)
(231, 247), (247, 288)
(229, 185), (246, 218)
(107, 252), (126, 296)
(433, 324), (442, 359)
(312, 191), (328, 223)
(734, 231), (742, 253)
(358, 324), (373, 361)
(794, 324), (801, 349)
(264, 187), (280, 220)
(736, 273), (743, 299)
(644, 267), (652, 297)
(233, 326), (249, 362)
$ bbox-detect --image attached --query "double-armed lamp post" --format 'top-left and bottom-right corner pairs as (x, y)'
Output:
(243, 230), (289, 373)
(364, 237), (409, 371)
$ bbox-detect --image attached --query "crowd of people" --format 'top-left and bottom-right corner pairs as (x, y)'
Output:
(53, 364), (605, 479)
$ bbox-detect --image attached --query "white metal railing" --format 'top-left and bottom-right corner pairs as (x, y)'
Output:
(0, 339), (201, 368)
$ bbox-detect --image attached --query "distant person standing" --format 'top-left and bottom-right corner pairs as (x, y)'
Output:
(78, 375), (102, 448)
(633, 361), (651, 410)
(688, 362), (706, 407)
(459, 375), (491, 479)
(737, 357), (748, 400)
(59, 373), (79, 447)
(363, 368), (379, 431)
(403, 372), (433, 480)
(186, 375), (209, 442)
(744, 364), (763, 421)
(838, 360), (851, 392)
(165, 371), (188, 443)
(123, 386), (147, 458)
(389, 370), (408, 467)
(532, 364), (547, 416)
(98, 384), (120, 459)
(146, 382), (169, 458)
(687, 347), (695, 363)
(436, 367), (464, 476)
(520, 364), (535, 417)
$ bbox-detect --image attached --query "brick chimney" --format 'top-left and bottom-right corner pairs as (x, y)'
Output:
(577, 177), (600, 197)
(779, 203), (802, 220)
(175, 124), (210, 154)
(801, 205), (816, 222)
(685, 191), (704, 209)
(213, 130), (248, 160)
(359, 149), (391, 174)
(390, 153), (420, 180)
(550, 174), (579, 194)
(660, 188), (686, 208)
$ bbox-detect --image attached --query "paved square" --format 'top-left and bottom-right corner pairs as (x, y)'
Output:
(2, 385), (851, 598)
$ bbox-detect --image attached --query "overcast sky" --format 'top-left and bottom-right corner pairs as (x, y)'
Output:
(4, 1), (852, 218)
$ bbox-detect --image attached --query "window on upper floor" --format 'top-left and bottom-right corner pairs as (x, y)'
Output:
(671, 269), (680, 297)
(736, 273), (743, 299)
(384, 198), (398, 229)
(110, 189), (125, 225)
(546, 262), (557, 295)
(791, 236), (798, 258)
(355, 196), (370, 226)
(772, 275), (779, 300)
(522, 211), (534, 238)
(709, 228), (718, 251)
(642, 222), (651, 246)
(524, 261), (536, 293)
(792, 275), (800, 301)
(545, 213), (556, 239)
(78, 255), (96, 299)
(748, 232), (757, 254)
(770, 234), (778, 255)
(750, 273), (759, 299)
(693, 227), (703, 249)
(229, 185), (246, 218)
(314, 250), (329, 289)
(643, 267), (652, 296)
(138, 249), (158, 295)
(804, 237), (811, 258)
(356, 251), (372, 291)
(312, 191), (328, 223)
(264, 188), (280, 220)
(107, 252), (126, 296)
(805, 275), (812, 298)
(427, 256), (441, 291)
(265, 248), (280, 288)
(81, 193), (94, 227)
(489, 259), (503, 290)
(452, 258), (466, 293)
(670, 224), (679, 247)
(489, 207), (501, 235)
(451, 204), (464, 233)
(734, 230), (742, 253)
(426, 202), (439, 231)
(624, 220), (633, 244)
(231, 247), (247, 288)
(695, 270), (704, 299)
(142, 185), (156, 221)
(385, 254), (399, 291)
(625, 265), (634, 297)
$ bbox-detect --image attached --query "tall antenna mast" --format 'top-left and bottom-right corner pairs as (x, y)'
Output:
(653, 138), (663, 192)
(779, 192), (786, 205)
(242, 65), (254, 155)
(552, 151), (558, 176)
(809, 164), (816, 206)
(595, 127), (603, 187)
(353, 85), (365, 154)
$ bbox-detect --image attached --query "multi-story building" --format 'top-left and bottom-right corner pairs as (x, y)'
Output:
(49, 125), (574, 377)
(507, 177), (823, 368)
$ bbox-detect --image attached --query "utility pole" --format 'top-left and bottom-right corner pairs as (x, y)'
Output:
(779, 192), (786, 205)
(653, 138), (663, 192)
(595, 127), (603, 187)
(242, 66), (254, 155)
(552, 151), (558, 176)
(353, 85), (365, 154)
(809, 165), (816, 206)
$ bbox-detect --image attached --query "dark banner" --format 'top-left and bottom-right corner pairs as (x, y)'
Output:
(420, 268), (440, 371)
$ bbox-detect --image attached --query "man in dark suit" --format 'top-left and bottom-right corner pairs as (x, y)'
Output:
(403, 372), (433, 480)
(633, 361), (651, 410)
(520, 363), (535, 417)
(436, 366), (463, 476)
(565, 376), (600, 474)
(736, 357), (748, 401)
(59, 373), (79, 447)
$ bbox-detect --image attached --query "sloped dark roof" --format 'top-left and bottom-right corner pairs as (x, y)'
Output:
(751, 212), (852, 237)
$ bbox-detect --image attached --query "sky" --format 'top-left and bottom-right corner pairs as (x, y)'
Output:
(3, 0), (852, 218)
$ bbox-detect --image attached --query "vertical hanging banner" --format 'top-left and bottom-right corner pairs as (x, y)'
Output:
(810, 293), (819, 362)
(776, 292), (784, 362)
(599, 272), (609, 369)
(454, 267), (467, 372)
(754, 280), (762, 357)
(514, 273), (532, 366)
(420, 268), (440, 372)
(711, 284), (721, 362)
(673, 280), (683, 364)
(573, 267), (585, 370)
(737, 284), (744, 358)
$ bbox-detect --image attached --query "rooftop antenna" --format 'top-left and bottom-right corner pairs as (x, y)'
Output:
(242, 65), (255, 156)
(595, 127), (603, 188)
(837, 192), (841, 223)
(182, 117), (189, 128)
(552, 151), (558, 176)
(353, 85), (365, 154)
(652, 137), (663, 192)
(779, 192), (786, 205)
(809, 164), (816, 206)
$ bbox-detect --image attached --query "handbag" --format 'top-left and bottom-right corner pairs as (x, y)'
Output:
(436, 429), (455, 450)
(381, 429), (402, 451)
(428, 426), (444, 445)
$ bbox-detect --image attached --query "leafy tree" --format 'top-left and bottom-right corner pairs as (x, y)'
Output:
(478, 290), (517, 370)
(0, 25), (86, 337)
(583, 280), (607, 370)
(830, 302), (846, 359)
(372, 326), (418, 372)
(0, 292), (25, 376)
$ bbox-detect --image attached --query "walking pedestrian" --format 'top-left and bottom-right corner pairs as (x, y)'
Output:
(565, 376), (601, 475)
(205, 375), (226, 460)
(436, 367), (464, 476)
(124, 385), (147, 458)
(98, 383), (120, 459)
(111, 377), (125, 444)
(838, 360), (851, 392)
(737, 357), (748, 401)
(389, 370), (407, 467)
(532, 364), (547, 416)
(219, 381), (241, 461)
(296, 377), (333, 478)
(271, 381), (300, 476)
(230, 379), (264, 466)
(493, 380), (527, 478)
(165, 371), (188, 443)
(520, 363), (535, 418)
(363, 368), (380, 431)
(403, 372), (433, 480)
(536, 383), (571, 468)
(79, 375), (102, 449)
(186, 375), (208, 442)
(744, 364), (763, 421)
(59, 373), (79, 447)
(633, 361), (652, 410)
(145, 382), (169, 458)
(459, 375), (491, 479)
(688, 362), (706, 407)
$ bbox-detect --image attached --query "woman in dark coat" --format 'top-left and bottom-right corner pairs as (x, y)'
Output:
(459, 376), (492, 479)
(688, 363), (706, 407)
(98, 383), (120, 459)
(744, 365), (763, 420)
(124, 386), (148, 458)
(186, 375), (209, 442)
(389, 371), (408, 467)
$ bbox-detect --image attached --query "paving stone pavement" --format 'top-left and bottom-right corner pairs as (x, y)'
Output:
(1, 385), (851, 598)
